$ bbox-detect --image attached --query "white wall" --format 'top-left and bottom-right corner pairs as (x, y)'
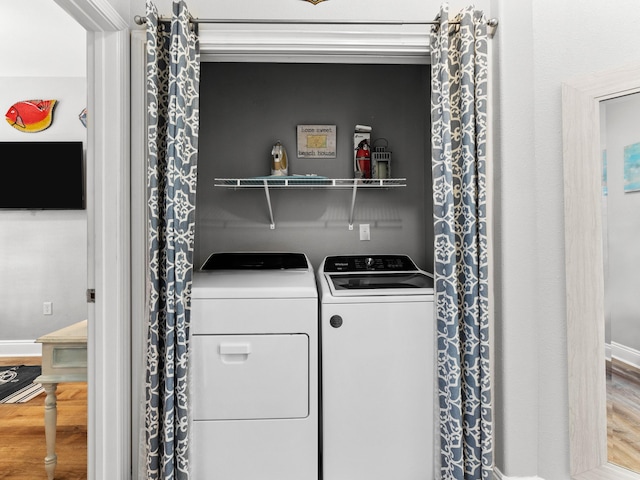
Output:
(0, 1), (86, 348)
(130, 0), (485, 23)
(0, 1), (85, 77)
(495, 0), (640, 479)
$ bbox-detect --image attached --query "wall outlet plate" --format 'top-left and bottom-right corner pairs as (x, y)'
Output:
(359, 223), (371, 241)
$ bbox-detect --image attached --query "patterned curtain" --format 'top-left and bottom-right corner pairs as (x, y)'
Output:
(144, 1), (200, 479)
(431, 4), (492, 480)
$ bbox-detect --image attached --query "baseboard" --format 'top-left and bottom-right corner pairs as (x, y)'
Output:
(493, 466), (544, 480)
(611, 341), (640, 370)
(0, 340), (41, 357)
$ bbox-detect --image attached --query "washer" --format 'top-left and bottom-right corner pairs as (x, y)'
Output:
(317, 254), (435, 480)
(190, 252), (318, 480)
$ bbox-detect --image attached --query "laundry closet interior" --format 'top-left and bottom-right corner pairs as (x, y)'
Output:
(195, 61), (433, 269)
(150, 14), (447, 480)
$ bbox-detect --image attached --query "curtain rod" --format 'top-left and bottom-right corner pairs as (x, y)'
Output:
(134, 16), (499, 29)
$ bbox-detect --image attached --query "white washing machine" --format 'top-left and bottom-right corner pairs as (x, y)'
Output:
(317, 254), (435, 480)
(190, 252), (319, 480)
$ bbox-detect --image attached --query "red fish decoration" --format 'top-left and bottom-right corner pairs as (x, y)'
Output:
(5, 99), (57, 133)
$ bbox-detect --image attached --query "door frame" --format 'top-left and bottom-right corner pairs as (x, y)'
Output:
(129, 17), (436, 479)
(54, 2), (131, 479)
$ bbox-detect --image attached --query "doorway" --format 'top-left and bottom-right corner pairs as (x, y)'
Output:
(0, 1), (88, 478)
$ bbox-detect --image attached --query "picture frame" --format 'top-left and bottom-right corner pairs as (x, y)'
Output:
(296, 125), (337, 159)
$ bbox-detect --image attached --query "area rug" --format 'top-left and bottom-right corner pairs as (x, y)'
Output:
(0, 365), (44, 404)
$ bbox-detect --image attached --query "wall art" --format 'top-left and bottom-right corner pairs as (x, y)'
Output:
(297, 124), (336, 158)
(5, 99), (57, 133)
(624, 142), (640, 193)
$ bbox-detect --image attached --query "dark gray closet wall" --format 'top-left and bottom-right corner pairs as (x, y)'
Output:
(195, 62), (432, 271)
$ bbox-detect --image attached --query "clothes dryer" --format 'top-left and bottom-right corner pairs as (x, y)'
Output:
(190, 252), (318, 480)
(317, 254), (435, 480)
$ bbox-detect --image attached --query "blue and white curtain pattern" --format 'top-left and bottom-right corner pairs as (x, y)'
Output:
(431, 4), (492, 480)
(144, 1), (200, 479)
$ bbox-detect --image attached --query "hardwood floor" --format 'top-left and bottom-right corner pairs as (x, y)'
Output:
(0, 356), (87, 480)
(608, 358), (640, 474)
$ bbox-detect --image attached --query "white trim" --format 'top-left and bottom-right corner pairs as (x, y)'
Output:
(53, 2), (131, 480)
(198, 26), (431, 64)
(130, 29), (148, 480)
(611, 342), (640, 370)
(87, 27), (131, 480)
(54, 0), (127, 31)
(493, 466), (544, 480)
(573, 463), (640, 480)
(0, 340), (41, 357)
(563, 62), (640, 480)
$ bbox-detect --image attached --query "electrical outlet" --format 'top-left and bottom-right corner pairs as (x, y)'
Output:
(43, 302), (53, 315)
(359, 223), (371, 241)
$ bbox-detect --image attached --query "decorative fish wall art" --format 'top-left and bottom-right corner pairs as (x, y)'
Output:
(5, 99), (57, 133)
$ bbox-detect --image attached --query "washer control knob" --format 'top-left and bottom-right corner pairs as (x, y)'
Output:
(329, 315), (343, 328)
(365, 257), (375, 269)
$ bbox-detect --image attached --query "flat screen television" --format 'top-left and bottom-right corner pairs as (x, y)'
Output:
(0, 141), (85, 210)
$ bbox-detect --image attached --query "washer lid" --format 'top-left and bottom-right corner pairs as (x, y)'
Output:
(327, 272), (433, 290)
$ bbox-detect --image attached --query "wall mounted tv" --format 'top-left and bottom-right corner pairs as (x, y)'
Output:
(0, 141), (85, 210)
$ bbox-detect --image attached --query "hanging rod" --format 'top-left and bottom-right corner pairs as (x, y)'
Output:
(135, 17), (450, 25)
(134, 16), (499, 29)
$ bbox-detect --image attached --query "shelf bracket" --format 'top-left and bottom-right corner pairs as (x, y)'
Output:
(348, 181), (358, 230)
(262, 180), (275, 229)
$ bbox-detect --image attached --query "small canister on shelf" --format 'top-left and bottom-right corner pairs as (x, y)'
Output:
(372, 138), (391, 179)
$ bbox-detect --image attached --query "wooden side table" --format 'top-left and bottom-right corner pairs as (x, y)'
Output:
(34, 320), (87, 480)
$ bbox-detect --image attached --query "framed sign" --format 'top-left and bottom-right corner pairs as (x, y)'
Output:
(297, 125), (336, 159)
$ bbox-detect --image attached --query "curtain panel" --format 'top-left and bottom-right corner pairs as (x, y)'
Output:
(144, 1), (200, 478)
(431, 4), (492, 480)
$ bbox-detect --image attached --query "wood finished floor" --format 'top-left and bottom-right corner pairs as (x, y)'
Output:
(608, 358), (640, 473)
(0, 356), (87, 480)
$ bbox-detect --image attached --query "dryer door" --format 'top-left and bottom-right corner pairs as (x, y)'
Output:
(191, 333), (309, 420)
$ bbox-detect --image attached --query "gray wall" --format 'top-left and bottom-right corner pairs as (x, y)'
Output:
(196, 62), (433, 271)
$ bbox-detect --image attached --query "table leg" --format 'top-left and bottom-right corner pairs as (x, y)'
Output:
(42, 382), (58, 480)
